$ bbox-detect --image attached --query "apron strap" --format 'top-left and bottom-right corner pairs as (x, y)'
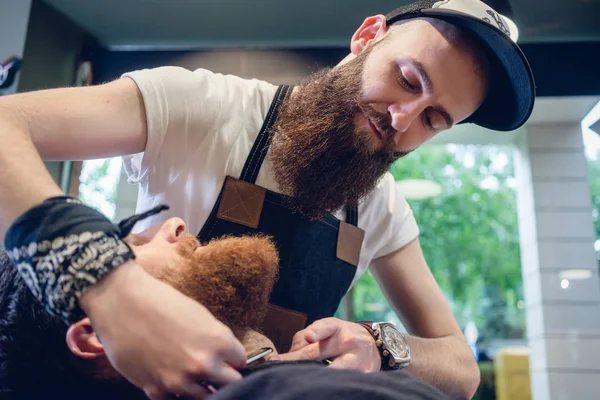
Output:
(239, 85), (292, 184)
(345, 206), (358, 227)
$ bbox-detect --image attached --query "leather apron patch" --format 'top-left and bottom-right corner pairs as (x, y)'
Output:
(261, 304), (308, 353)
(217, 177), (266, 229)
(336, 221), (365, 267)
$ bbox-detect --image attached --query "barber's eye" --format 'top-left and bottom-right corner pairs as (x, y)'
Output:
(398, 74), (417, 93)
(423, 109), (432, 128)
(423, 109), (446, 131)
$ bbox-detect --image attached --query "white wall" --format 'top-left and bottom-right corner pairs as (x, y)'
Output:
(0, 0), (32, 95)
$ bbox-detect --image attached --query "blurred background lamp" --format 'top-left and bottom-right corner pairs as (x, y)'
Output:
(363, 303), (386, 312)
(395, 179), (442, 200)
(559, 269), (593, 280)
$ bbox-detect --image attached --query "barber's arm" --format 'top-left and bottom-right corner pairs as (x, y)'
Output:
(0, 78), (146, 233)
(370, 238), (480, 399)
(0, 80), (246, 398)
(0, 78), (147, 163)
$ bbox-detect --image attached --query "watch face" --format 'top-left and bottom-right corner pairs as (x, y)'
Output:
(381, 325), (409, 358)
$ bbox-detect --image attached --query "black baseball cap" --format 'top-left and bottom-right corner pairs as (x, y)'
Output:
(385, 0), (535, 132)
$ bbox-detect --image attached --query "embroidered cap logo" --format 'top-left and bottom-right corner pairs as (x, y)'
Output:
(432, 0), (518, 42)
(484, 9), (510, 36)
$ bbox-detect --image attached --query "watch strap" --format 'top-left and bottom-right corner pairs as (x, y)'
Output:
(358, 321), (396, 371)
(357, 321), (377, 337)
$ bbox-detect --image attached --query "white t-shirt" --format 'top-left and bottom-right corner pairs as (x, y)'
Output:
(121, 66), (419, 288)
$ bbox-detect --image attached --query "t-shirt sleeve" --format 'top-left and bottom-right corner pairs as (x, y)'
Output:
(120, 66), (230, 184)
(371, 174), (420, 260)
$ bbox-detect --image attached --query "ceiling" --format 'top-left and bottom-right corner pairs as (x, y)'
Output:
(41, 0), (600, 50)
(36, 0), (600, 137)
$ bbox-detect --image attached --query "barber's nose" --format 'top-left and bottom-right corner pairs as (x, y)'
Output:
(388, 103), (423, 134)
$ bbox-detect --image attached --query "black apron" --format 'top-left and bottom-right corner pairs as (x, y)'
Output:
(198, 85), (365, 352)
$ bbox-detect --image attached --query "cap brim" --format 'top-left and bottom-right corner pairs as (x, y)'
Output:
(389, 9), (536, 132)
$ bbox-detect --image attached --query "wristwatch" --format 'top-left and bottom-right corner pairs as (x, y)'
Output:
(358, 321), (411, 371)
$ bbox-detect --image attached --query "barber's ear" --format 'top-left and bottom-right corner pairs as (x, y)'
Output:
(66, 318), (105, 360)
(350, 15), (389, 55)
(160, 217), (187, 244)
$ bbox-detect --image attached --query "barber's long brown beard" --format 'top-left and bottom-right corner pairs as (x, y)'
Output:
(269, 50), (400, 220)
(159, 234), (279, 340)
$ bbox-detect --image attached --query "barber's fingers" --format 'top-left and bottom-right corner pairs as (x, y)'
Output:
(219, 334), (248, 371)
(169, 340), (245, 399)
(275, 335), (342, 362)
(288, 331), (310, 352)
(203, 361), (244, 387)
(144, 363), (241, 399)
(305, 318), (342, 342)
(288, 332), (310, 352)
(289, 318), (341, 352)
(328, 353), (364, 371)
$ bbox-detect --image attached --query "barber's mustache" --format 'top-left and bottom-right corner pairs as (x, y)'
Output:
(359, 103), (396, 144)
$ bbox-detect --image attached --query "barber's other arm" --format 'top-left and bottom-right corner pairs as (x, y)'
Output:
(0, 80), (246, 398)
(369, 238), (480, 399)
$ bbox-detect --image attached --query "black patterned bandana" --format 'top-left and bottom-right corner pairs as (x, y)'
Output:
(4, 196), (169, 324)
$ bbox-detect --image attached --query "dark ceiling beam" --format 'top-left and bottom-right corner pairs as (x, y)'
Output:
(92, 41), (600, 99)
(520, 41), (600, 97)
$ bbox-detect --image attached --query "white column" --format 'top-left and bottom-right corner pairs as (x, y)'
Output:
(514, 123), (600, 399)
(113, 165), (139, 222)
(0, 0), (32, 95)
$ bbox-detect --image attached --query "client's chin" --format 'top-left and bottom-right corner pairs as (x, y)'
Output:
(243, 330), (279, 356)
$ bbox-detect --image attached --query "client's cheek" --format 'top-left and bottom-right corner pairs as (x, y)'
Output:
(134, 253), (170, 278)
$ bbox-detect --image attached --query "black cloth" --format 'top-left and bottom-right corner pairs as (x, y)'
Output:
(239, 360), (326, 377)
(215, 362), (450, 399)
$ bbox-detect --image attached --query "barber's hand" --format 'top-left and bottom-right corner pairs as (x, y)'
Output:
(269, 317), (381, 373)
(80, 261), (246, 399)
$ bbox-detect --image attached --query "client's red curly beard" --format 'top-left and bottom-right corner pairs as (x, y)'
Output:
(156, 234), (279, 340)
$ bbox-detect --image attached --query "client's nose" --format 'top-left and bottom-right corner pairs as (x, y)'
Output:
(162, 217), (187, 243)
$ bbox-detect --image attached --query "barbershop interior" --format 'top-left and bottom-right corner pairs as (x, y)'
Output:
(1, 0), (600, 399)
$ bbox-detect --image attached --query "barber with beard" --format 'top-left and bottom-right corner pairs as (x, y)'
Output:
(0, 0), (535, 398)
